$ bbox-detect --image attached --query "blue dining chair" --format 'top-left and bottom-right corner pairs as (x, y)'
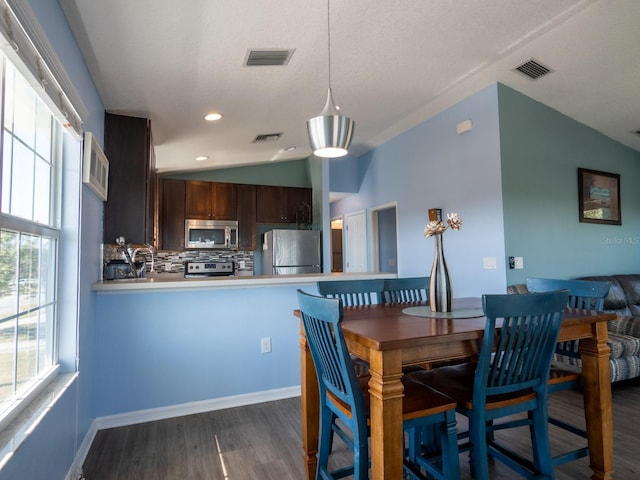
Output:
(382, 277), (429, 303)
(317, 278), (385, 306)
(317, 279), (385, 377)
(408, 290), (569, 480)
(525, 277), (610, 466)
(296, 289), (460, 480)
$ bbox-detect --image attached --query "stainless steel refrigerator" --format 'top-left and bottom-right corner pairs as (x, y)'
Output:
(262, 229), (322, 275)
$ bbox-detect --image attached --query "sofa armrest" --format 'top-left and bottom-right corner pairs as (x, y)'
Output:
(608, 315), (640, 338)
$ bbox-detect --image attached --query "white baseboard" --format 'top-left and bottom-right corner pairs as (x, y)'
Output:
(65, 420), (98, 480)
(66, 385), (301, 478)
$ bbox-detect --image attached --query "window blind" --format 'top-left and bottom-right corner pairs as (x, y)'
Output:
(0, 0), (85, 138)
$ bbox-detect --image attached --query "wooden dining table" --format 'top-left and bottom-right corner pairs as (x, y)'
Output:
(296, 298), (616, 480)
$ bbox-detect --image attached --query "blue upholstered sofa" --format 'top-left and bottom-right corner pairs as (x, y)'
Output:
(509, 274), (640, 383)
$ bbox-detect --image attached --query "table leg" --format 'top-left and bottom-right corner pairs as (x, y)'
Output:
(299, 326), (319, 480)
(368, 350), (405, 480)
(580, 321), (614, 480)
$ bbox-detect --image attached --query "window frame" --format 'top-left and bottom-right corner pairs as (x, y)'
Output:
(0, 55), (65, 429)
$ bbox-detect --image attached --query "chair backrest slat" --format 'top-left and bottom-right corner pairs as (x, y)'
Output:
(525, 277), (610, 311)
(477, 290), (569, 399)
(382, 277), (429, 304)
(525, 277), (610, 360)
(296, 290), (365, 413)
(317, 279), (385, 306)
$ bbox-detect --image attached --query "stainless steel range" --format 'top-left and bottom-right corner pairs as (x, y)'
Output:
(185, 261), (234, 277)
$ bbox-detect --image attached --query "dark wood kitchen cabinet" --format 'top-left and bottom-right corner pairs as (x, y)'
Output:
(103, 113), (155, 245)
(256, 185), (312, 224)
(159, 179), (186, 250)
(185, 181), (237, 220)
(236, 184), (257, 250)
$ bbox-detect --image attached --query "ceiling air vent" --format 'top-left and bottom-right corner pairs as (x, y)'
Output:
(245, 49), (295, 66)
(513, 58), (553, 80)
(252, 133), (283, 143)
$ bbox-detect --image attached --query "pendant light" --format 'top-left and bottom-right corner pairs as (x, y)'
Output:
(307, 0), (354, 158)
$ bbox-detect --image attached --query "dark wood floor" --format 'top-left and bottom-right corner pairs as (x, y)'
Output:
(83, 380), (640, 479)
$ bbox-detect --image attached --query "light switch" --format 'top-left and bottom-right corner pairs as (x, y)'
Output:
(514, 257), (524, 269)
(483, 257), (497, 269)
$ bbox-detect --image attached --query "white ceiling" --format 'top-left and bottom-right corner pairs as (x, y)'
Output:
(59, 0), (640, 174)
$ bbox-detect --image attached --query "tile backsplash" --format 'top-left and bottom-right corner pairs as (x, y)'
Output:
(103, 244), (254, 276)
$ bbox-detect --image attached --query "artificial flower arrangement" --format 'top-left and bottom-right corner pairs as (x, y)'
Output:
(423, 212), (463, 237)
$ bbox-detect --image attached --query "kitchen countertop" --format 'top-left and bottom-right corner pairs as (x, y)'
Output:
(93, 272), (397, 293)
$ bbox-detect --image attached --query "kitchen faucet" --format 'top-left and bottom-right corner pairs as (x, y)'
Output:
(115, 237), (154, 276)
(131, 243), (155, 273)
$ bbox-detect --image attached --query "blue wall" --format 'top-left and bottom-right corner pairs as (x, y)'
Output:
(94, 285), (309, 416)
(331, 84), (507, 297)
(499, 84), (640, 284)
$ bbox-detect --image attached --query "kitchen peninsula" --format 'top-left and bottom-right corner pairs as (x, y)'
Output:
(91, 272), (395, 424)
(93, 272), (393, 293)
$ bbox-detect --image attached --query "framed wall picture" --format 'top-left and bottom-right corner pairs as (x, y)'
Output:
(578, 168), (621, 225)
(83, 132), (109, 201)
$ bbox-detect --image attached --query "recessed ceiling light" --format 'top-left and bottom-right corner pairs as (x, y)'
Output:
(195, 156), (209, 161)
(204, 112), (222, 121)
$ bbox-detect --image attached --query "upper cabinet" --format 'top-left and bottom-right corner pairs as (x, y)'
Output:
(103, 113), (155, 245)
(157, 179), (312, 251)
(256, 185), (312, 224)
(185, 180), (237, 220)
(236, 184), (257, 251)
(159, 178), (186, 250)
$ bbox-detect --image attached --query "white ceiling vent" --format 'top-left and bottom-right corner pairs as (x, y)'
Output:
(513, 58), (553, 80)
(252, 133), (282, 143)
(245, 49), (295, 66)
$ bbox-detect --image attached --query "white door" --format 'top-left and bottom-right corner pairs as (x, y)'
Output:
(345, 211), (367, 272)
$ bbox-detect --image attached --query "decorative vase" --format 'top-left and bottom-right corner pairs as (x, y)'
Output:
(429, 234), (453, 312)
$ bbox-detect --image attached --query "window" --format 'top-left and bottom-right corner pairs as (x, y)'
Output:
(0, 57), (62, 420)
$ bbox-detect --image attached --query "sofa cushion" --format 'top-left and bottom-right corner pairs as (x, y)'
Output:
(608, 316), (640, 337)
(577, 275), (631, 315)
(607, 333), (640, 359)
(506, 284), (528, 295)
(610, 356), (640, 383)
(614, 275), (640, 316)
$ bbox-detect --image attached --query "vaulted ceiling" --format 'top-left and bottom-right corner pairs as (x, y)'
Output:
(60, 0), (640, 173)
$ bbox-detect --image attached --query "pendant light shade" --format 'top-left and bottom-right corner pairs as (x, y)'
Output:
(307, 0), (355, 158)
(307, 88), (354, 158)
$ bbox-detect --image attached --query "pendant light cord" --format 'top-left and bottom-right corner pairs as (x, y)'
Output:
(326, 0), (332, 89)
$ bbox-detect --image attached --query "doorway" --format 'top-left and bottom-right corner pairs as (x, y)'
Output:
(330, 218), (343, 272)
(371, 203), (398, 273)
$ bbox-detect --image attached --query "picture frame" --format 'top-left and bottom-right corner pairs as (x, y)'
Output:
(82, 132), (109, 201)
(578, 168), (621, 225)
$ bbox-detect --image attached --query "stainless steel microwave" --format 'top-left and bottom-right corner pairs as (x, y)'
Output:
(184, 219), (239, 249)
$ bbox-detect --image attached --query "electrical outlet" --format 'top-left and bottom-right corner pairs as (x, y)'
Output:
(261, 337), (271, 353)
